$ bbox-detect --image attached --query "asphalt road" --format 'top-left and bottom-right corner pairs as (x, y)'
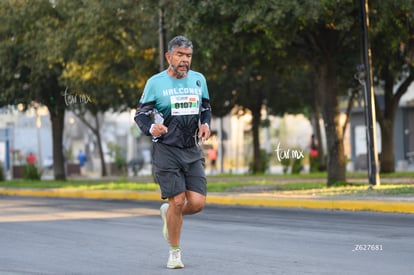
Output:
(0, 196), (413, 275)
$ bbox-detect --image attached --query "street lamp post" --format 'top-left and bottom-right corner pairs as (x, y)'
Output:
(359, 0), (380, 187)
(158, 2), (166, 72)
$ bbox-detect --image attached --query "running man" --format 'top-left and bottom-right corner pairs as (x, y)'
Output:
(134, 35), (212, 269)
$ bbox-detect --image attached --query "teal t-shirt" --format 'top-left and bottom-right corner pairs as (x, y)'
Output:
(138, 70), (210, 148)
(140, 70), (209, 118)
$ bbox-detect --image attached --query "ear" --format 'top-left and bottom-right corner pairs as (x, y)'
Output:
(165, 52), (171, 64)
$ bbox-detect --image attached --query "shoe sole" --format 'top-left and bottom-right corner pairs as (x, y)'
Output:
(160, 204), (169, 242)
(167, 264), (184, 269)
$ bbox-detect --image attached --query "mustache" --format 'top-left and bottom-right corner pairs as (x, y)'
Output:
(177, 62), (189, 69)
(169, 63), (190, 76)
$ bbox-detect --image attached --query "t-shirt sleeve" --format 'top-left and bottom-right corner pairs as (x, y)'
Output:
(135, 78), (157, 136)
(201, 75), (210, 100)
(199, 74), (211, 125)
(139, 79), (156, 104)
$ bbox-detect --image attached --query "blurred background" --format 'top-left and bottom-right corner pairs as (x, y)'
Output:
(0, 0), (413, 184)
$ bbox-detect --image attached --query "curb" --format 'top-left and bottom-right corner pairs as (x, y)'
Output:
(206, 194), (414, 214)
(0, 188), (161, 201)
(1, 188), (414, 214)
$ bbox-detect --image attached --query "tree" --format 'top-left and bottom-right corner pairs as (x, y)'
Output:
(0, 0), (69, 180)
(0, 0), (159, 178)
(370, 0), (414, 173)
(294, 1), (361, 185)
(194, 0), (359, 182)
(58, 0), (158, 176)
(165, 0), (300, 173)
(240, 0), (360, 184)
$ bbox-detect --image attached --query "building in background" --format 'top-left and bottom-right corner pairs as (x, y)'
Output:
(348, 82), (414, 171)
(5, 83), (413, 178)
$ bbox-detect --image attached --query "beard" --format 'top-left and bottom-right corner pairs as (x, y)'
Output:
(169, 63), (189, 78)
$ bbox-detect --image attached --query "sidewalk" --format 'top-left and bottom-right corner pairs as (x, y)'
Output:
(1, 187), (413, 214)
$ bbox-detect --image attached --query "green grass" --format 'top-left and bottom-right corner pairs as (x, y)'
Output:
(0, 171), (413, 196)
(0, 180), (159, 191)
(205, 180), (327, 192)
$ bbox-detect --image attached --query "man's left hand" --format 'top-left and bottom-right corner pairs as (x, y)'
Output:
(198, 124), (211, 143)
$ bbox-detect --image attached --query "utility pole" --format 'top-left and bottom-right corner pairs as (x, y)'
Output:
(359, 0), (380, 187)
(158, 3), (166, 72)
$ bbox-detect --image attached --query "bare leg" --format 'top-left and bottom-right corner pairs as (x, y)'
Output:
(167, 192), (185, 247)
(183, 190), (206, 215)
(167, 191), (206, 247)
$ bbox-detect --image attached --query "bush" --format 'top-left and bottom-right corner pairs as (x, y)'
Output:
(309, 156), (319, 173)
(280, 155), (303, 174)
(0, 162), (5, 181)
(281, 158), (291, 174)
(248, 149), (271, 174)
(291, 157), (303, 174)
(23, 164), (42, 180)
(107, 142), (127, 176)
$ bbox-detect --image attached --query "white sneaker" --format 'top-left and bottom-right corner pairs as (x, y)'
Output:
(167, 249), (184, 269)
(160, 203), (169, 242)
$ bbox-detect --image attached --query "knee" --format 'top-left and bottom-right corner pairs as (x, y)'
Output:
(188, 199), (205, 214)
(169, 193), (186, 210)
(195, 202), (205, 213)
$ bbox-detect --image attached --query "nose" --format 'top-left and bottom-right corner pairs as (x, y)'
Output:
(181, 54), (191, 62)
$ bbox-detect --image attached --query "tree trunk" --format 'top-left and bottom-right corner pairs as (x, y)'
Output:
(312, 92), (326, 171)
(246, 82), (264, 174)
(94, 114), (107, 177)
(43, 73), (67, 181)
(316, 64), (346, 186)
(46, 89), (66, 181)
(50, 110), (66, 180)
(379, 119), (394, 173)
(324, 112), (346, 185)
(251, 99), (263, 174)
(75, 111), (108, 177)
(376, 64), (414, 173)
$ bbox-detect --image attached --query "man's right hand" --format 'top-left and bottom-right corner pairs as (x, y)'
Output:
(150, 123), (168, 137)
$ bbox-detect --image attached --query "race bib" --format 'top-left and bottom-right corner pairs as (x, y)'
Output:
(170, 95), (199, 116)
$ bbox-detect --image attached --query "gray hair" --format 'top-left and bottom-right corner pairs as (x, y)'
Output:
(167, 36), (193, 53)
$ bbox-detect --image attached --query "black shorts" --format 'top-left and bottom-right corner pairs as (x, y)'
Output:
(152, 142), (207, 199)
